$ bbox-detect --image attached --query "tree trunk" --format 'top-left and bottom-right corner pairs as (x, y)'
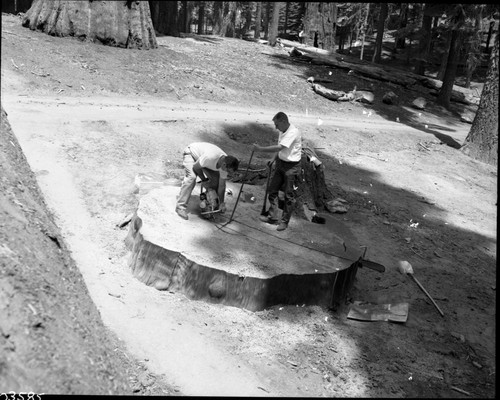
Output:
(263, 1), (271, 40)
(283, 2), (288, 34)
(359, 3), (370, 61)
(485, 20), (494, 53)
(372, 3), (388, 63)
(242, 2), (252, 36)
(212, 1), (224, 35)
(436, 28), (461, 109)
(224, 1), (237, 38)
(197, 1), (204, 34)
(395, 3), (408, 50)
(465, 9), (483, 89)
(461, 33), (498, 166)
(22, 0), (158, 49)
(180, 1), (188, 32)
(318, 2), (336, 51)
(437, 30), (451, 81)
(414, 5), (432, 75)
(268, 2), (281, 46)
(302, 2), (316, 47)
(22, 0), (157, 49)
(213, 1), (233, 37)
(254, 1), (262, 39)
(164, 1), (179, 37)
(150, 0), (178, 36)
(429, 16), (438, 53)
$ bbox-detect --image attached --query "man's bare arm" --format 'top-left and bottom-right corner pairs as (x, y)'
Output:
(192, 161), (208, 181)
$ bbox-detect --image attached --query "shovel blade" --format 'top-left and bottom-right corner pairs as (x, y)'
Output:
(398, 260), (414, 275)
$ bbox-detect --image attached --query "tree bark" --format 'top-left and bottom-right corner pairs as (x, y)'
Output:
(212, 1), (224, 36)
(372, 3), (388, 63)
(302, 2), (316, 47)
(283, 2), (288, 34)
(437, 30), (451, 81)
(395, 3), (408, 50)
(150, 0), (178, 36)
(242, 2), (252, 36)
(254, 1), (262, 39)
(319, 2), (336, 52)
(268, 2), (281, 46)
(197, 1), (204, 34)
(414, 5), (432, 75)
(359, 3), (370, 61)
(437, 28), (461, 109)
(263, 1), (271, 40)
(293, 155), (334, 220)
(22, 0), (157, 49)
(164, 1), (179, 37)
(461, 33), (498, 166)
(465, 8), (483, 89)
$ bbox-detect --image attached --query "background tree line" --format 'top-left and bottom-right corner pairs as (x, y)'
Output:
(6, 0), (499, 164)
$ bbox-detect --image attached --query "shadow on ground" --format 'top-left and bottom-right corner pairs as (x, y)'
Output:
(192, 121), (495, 398)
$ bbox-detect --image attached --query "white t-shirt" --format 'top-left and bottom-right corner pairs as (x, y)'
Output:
(188, 142), (228, 179)
(278, 124), (302, 162)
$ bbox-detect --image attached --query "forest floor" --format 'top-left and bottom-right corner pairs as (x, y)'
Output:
(1, 12), (496, 397)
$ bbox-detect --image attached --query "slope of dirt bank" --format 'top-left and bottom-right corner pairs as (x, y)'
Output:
(1, 12), (496, 398)
(0, 106), (176, 395)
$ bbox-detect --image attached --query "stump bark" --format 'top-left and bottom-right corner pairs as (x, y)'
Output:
(235, 154), (335, 221)
(22, 0), (157, 49)
(293, 155), (334, 219)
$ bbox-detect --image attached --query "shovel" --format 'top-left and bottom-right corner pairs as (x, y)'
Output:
(398, 260), (444, 317)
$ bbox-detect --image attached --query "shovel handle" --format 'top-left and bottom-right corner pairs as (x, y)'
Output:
(410, 275), (444, 317)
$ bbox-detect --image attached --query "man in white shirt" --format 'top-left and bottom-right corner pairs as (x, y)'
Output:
(176, 142), (239, 220)
(253, 112), (302, 231)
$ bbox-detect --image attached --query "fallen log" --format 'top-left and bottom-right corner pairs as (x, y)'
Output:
(339, 88), (375, 104)
(312, 83), (346, 101)
(278, 38), (480, 105)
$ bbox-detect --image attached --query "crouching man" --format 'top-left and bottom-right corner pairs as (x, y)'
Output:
(175, 142), (239, 220)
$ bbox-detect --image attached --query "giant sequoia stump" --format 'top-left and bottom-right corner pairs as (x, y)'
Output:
(22, 0), (157, 49)
(125, 181), (362, 312)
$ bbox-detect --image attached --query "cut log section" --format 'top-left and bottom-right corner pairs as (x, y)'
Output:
(125, 183), (362, 312)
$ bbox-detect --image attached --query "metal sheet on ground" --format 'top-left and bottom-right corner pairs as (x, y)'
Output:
(347, 301), (409, 322)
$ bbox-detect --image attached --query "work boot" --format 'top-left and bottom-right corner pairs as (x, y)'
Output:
(276, 221), (288, 231)
(259, 215), (278, 224)
(176, 208), (188, 220)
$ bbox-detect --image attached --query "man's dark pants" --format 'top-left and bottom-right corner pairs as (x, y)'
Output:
(267, 159), (300, 224)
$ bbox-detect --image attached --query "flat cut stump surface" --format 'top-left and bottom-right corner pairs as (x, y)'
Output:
(127, 182), (361, 310)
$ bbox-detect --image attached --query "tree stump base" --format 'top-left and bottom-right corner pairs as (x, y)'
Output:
(125, 182), (362, 312)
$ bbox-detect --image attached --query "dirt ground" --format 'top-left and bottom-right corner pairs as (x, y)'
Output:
(1, 12), (496, 397)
